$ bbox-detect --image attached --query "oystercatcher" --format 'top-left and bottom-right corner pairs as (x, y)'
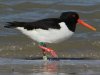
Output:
(5, 12), (96, 60)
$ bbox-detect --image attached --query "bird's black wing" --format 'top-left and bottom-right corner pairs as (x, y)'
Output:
(5, 18), (61, 30)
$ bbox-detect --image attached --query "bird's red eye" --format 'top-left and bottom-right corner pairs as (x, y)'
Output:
(72, 15), (76, 17)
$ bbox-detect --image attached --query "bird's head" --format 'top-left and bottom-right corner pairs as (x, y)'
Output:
(60, 12), (96, 32)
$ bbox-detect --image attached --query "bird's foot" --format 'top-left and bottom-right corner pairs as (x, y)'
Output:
(39, 42), (58, 58)
(39, 45), (58, 57)
(43, 55), (48, 60)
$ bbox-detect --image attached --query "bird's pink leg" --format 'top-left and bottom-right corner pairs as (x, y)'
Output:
(39, 42), (58, 58)
(39, 42), (47, 60)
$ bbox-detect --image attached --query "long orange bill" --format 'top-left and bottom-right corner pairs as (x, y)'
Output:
(78, 19), (96, 31)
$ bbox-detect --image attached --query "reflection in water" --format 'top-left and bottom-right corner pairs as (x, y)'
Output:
(42, 61), (58, 73)
(31, 61), (58, 75)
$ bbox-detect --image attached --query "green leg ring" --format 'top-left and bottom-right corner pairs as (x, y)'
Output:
(39, 42), (47, 60)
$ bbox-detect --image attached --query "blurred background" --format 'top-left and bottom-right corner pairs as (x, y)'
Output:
(0, 0), (100, 59)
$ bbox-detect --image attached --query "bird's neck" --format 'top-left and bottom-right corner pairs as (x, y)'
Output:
(63, 19), (77, 32)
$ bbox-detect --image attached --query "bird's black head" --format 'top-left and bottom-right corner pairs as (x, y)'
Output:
(60, 12), (79, 32)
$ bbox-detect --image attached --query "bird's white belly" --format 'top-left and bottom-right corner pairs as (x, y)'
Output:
(17, 22), (74, 43)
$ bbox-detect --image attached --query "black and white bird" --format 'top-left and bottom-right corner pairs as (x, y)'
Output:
(4, 12), (96, 60)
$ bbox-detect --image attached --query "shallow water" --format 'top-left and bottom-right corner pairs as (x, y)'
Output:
(0, 58), (100, 75)
(0, 0), (100, 75)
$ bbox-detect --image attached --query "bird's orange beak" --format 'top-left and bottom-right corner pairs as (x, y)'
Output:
(78, 19), (96, 31)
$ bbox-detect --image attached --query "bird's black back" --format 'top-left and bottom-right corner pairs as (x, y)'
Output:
(5, 18), (61, 30)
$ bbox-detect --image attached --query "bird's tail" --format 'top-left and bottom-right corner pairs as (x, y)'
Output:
(4, 21), (23, 28)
